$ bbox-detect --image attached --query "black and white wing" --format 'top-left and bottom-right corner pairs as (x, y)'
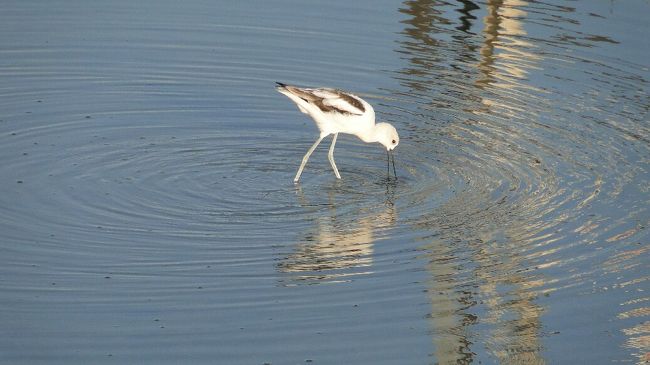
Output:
(276, 82), (366, 116)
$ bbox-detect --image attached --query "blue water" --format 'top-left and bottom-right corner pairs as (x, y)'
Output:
(1, 0), (648, 364)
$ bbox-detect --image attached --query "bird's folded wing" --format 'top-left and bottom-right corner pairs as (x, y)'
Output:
(281, 86), (365, 116)
(314, 89), (365, 115)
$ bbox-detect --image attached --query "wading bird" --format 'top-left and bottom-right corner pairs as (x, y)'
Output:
(276, 82), (399, 182)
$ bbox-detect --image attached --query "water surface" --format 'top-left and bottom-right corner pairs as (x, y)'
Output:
(1, 0), (648, 364)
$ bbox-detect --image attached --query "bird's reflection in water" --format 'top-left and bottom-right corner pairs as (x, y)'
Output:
(278, 180), (397, 285)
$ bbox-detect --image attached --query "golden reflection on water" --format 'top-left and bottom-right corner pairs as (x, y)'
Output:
(400, 0), (548, 363)
(606, 245), (650, 364)
(397, 0), (650, 362)
(477, 0), (546, 120)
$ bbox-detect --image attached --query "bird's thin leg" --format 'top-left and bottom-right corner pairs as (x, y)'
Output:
(391, 150), (397, 179)
(294, 135), (325, 183)
(328, 133), (341, 179)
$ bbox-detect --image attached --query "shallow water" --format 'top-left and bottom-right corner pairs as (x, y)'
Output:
(1, 0), (648, 364)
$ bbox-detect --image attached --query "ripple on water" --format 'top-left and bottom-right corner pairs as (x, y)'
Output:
(1, 0), (649, 364)
(387, 0), (649, 362)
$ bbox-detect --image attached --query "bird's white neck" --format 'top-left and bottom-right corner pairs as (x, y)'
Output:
(357, 124), (383, 144)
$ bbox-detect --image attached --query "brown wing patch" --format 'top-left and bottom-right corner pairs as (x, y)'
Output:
(285, 86), (319, 103)
(336, 91), (365, 113)
(313, 99), (336, 114)
(283, 85), (366, 116)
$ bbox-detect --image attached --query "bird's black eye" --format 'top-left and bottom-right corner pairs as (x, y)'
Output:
(392, 139), (396, 144)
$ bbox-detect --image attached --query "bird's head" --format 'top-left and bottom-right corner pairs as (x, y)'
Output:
(375, 122), (399, 151)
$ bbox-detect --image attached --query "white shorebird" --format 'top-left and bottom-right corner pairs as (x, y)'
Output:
(276, 82), (399, 182)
